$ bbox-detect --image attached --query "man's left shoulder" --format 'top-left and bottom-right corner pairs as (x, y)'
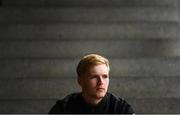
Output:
(106, 92), (127, 103)
(106, 92), (135, 114)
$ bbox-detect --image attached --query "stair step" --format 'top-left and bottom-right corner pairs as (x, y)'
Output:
(0, 58), (180, 78)
(0, 79), (80, 99)
(1, 40), (180, 58)
(0, 7), (178, 23)
(0, 98), (180, 113)
(0, 77), (179, 99)
(0, 23), (178, 40)
(0, 99), (54, 113)
(110, 77), (180, 98)
(130, 98), (180, 113)
(2, 0), (178, 7)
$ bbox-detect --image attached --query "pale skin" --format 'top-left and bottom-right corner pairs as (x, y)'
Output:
(78, 64), (109, 105)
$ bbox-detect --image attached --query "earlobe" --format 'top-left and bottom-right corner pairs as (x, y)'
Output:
(77, 77), (82, 86)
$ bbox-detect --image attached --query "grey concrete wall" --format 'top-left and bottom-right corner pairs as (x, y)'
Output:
(0, 0), (180, 113)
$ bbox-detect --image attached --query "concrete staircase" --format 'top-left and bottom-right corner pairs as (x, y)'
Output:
(0, 0), (180, 113)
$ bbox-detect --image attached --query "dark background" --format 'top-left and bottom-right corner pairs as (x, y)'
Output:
(0, 0), (180, 113)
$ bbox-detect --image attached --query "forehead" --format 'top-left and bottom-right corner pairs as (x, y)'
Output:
(86, 64), (109, 74)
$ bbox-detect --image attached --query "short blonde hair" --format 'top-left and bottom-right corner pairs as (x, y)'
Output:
(76, 54), (110, 77)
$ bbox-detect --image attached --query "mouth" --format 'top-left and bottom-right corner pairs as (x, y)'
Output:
(96, 88), (105, 91)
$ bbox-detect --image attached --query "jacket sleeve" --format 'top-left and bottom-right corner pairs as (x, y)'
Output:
(48, 100), (64, 114)
(124, 103), (135, 114)
(116, 98), (135, 114)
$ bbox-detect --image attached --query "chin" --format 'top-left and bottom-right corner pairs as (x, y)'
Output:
(95, 92), (106, 98)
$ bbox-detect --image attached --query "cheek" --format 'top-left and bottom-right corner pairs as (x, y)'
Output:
(87, 79), (98, 87)
(105, 78), (109, 85)
(107, 78), (109, 83)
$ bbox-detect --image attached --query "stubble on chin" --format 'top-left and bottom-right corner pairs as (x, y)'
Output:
(94, 91), (106, 99)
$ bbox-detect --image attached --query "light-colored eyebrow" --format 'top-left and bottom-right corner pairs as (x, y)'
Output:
(88, 73), (109, 76)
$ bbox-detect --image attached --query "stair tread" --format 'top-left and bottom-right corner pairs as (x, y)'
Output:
(1, 40), (180, 58)
(0, 23), (178, 40)
(1, 57), (180, 78)
(0, 7), (178, 23)
(2, 0), (178, 7)
(0, 77), (180, 99)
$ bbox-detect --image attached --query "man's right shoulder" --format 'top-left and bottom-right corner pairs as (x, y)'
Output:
(59, 92), (81, 103)
(49, 92), (81, 114)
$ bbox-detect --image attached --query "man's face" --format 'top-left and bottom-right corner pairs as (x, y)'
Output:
(78, 64), (109, 100)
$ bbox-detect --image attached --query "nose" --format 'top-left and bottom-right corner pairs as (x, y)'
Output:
(98, 76), (104, 85)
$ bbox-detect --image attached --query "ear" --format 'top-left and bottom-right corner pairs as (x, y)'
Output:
(77, 76), (82, 86)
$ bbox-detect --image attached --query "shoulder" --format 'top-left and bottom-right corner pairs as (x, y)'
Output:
(106, 93), (134, 114)
(61, 92), (81, 103)
(48, 93), (81, 114)
(106, 92), (126, 103)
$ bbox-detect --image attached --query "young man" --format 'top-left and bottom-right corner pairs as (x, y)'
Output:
(49, 54), (134, 114)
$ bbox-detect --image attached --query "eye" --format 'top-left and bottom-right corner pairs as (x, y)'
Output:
(89, 75), (97, 79)
(103, 75), (108, 79)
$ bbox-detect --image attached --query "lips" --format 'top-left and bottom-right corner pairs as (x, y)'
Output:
(96, 88), (105, 91)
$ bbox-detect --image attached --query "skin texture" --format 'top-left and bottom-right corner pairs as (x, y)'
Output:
(78, 64), (109, 105)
